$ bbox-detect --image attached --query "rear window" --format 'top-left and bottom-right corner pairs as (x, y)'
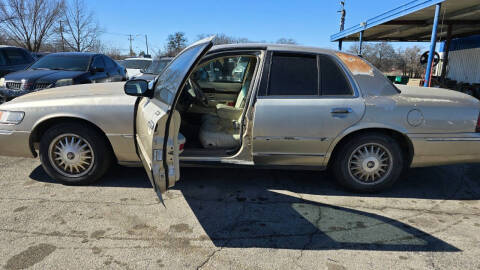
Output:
(268, 53), (318, 96)
(4, 48), (32, 65)
(124, 59), (151, 69)
(29, 54), (91, 71)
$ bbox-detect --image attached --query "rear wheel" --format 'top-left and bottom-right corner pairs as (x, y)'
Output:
(332, 134), (404, 192)
(39, 123), (113, 185)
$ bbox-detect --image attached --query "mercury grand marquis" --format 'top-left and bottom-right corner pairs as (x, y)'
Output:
(1, 36), (480, 198)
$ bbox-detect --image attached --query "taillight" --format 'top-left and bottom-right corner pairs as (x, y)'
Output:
(179, 143), (185, 151)
(476, 112), (480, 133)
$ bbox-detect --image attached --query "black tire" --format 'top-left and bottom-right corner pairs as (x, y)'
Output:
(331, 133), (404, 192)
(39, 122), (113, 185)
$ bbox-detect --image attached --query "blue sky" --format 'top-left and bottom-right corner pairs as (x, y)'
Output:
(87, 0), (428, 55)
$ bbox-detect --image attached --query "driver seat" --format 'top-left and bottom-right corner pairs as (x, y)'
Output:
(198, 66), (254, 149)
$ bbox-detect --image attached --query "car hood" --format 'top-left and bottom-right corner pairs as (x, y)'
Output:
(395, 85), (479, 107)
(4, 69), (86, 82)
(2, 82), (128, 108)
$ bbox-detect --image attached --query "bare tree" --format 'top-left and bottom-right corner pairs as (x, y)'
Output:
(347, 42), (396, 72)
(0, 0), (65, 52)
(197, 33), (255, 45)
(60, 0), (100, 52)
(165, 32), (187, 57)
(276, 38), (297, 45)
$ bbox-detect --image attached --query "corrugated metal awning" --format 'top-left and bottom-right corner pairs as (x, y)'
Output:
(331, 0), (480, 42)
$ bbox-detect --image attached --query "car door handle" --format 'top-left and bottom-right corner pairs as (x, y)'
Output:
(330, 108), (352, 114)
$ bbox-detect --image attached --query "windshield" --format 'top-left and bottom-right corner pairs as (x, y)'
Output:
(144, 59), (171, 74)
(29, 54), (91, 71)
(124, 59), (152, 69)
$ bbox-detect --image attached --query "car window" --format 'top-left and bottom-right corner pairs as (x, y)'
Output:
(29, 54), (91, 71)
(4, 48), (32, 65)
(319, 55), (353, 96)
(103, 56), (116, 69)
(144, 59), (171, 75)
(268, 53), (318, 96)
(154, 44), (208, 105)
(91, 56), (105, 69)
(193, 56), (251, 83)
(124, 59), (151, 69)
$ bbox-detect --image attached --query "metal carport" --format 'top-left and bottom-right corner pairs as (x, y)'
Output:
(330, 0), (480, 87)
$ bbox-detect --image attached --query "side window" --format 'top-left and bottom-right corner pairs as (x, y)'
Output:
(319, 55), (353, 96)
(91, 56), (105, 69)
(268, 53), (318, 96)
(194, 56), (251, 83)
(4, 48), (31, 65)
(103, 56), (116, 69)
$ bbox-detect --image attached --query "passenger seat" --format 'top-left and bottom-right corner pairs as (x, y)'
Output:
(198, 66), (254, 149)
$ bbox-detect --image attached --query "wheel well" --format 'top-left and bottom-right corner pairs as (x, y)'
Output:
(327, 128), (414, 168)
(29, 117), (116, 161)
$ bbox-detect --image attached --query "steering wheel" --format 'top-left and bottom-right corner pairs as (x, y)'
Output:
(188, 78), (209, 107)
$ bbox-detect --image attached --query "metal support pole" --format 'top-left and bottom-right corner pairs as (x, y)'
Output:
(339, 40), (343, 51)
(424, 3), (442, 87)
(358, 30), (364, 55)
(441, 24), (453, 80)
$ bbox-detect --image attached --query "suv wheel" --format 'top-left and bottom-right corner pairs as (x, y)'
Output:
(332, 134), (404, 192)
(39, 123), (113, 185)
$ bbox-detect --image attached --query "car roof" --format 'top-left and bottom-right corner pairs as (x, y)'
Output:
(124, 57), (153, 61)
(0, 45), (27, 50)
(47, 52), (98, 57)
(210, 43), (339, 56)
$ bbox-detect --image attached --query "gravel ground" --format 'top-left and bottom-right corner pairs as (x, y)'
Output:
(0, 156), (479, 269)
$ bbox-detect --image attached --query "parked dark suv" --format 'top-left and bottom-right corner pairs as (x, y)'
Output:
(0, 45), (35, 77)
(0, 52), (127, 102)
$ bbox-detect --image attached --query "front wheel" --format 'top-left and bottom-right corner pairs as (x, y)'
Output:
(332, 134), (404, 192)
(39, 123), (113, 185)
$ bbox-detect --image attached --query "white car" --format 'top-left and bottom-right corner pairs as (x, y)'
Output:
(123, 57), (152, 78)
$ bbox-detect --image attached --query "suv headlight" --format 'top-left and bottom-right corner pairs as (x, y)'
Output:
(0, 110), (25, 124)
(55, 79), (73, 87)
(0, 78), (5, 88)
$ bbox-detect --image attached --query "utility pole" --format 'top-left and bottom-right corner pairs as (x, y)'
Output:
(128, 34), (135, 56)
(59, 20), (65, 52)
(338, 1), (346, 51)
(145, 34), (149, 55)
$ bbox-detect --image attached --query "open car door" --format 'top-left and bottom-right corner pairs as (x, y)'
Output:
(134, 36), (214, 199)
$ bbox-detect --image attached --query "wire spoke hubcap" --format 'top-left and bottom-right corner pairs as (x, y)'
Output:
(348, 143), (393, 184)
(48, 134), (95, 178)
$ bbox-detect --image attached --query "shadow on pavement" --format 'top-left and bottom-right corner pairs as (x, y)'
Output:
(29, 164), (470, 252)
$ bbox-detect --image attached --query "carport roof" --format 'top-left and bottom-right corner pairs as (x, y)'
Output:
(331, 0), (480, 42)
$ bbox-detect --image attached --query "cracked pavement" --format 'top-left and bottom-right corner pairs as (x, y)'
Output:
(0, 156), (480, 269)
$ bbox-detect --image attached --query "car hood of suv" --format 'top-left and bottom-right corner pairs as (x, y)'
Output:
(4, 69), (87, 82)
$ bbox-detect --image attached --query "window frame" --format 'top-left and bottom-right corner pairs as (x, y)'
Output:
(257, 51), (360, 99)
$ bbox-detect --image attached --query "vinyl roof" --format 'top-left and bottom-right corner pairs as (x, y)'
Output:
(331, 0), (480, 42)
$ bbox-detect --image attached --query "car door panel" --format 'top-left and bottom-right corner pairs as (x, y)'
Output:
(135, 36), (214, 197)
(252, 97), (364, 166)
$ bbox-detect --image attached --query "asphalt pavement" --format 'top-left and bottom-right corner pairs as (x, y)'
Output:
(0, 156), (479, 269)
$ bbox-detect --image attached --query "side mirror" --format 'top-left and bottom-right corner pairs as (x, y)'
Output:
(124, 79), (151, 97)
(91, 67), (105, 73)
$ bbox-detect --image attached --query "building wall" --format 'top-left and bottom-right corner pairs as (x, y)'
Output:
(439, 35), (480, 84)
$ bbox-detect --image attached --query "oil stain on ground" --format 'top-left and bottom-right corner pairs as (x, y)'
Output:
(4, 243), (56, 270)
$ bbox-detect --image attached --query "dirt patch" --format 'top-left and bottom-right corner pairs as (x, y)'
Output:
(90, 230), (106, 239)
(170, 223), (193, 233)
(4, 243), (56, 270)
(13, 206), (27, 213)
